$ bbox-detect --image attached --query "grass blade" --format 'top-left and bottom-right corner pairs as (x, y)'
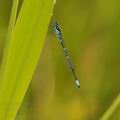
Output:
(0, 0), (55, 119)
(100, 94), (120, 120)
(0, 0), (19, 83)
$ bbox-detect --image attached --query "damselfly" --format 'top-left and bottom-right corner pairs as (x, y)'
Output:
(52, 22), (80, 88)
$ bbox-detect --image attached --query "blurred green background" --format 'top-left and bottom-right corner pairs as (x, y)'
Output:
(0, 0), (120, 120)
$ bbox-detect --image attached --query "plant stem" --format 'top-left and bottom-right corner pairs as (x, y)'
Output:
(100, 94), (120, 120)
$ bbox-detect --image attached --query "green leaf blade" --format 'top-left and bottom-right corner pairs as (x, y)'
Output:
(0, 0), (55, 120)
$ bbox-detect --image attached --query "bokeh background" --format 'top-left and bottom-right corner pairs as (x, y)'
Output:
(0, 0), (120, 120)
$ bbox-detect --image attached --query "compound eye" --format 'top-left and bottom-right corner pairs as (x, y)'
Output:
(56, 26), (61, 32)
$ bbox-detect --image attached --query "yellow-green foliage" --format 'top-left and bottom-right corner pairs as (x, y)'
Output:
(0, 0), (120, 120)
(0, 0), (55, 120)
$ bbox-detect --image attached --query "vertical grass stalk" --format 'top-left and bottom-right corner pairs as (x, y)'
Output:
(0, 0), (55, 120)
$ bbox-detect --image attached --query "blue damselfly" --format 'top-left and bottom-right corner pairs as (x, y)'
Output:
(52, 22), (80, 88)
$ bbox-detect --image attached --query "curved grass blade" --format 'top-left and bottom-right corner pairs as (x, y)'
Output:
(0, 0), (55, 120)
